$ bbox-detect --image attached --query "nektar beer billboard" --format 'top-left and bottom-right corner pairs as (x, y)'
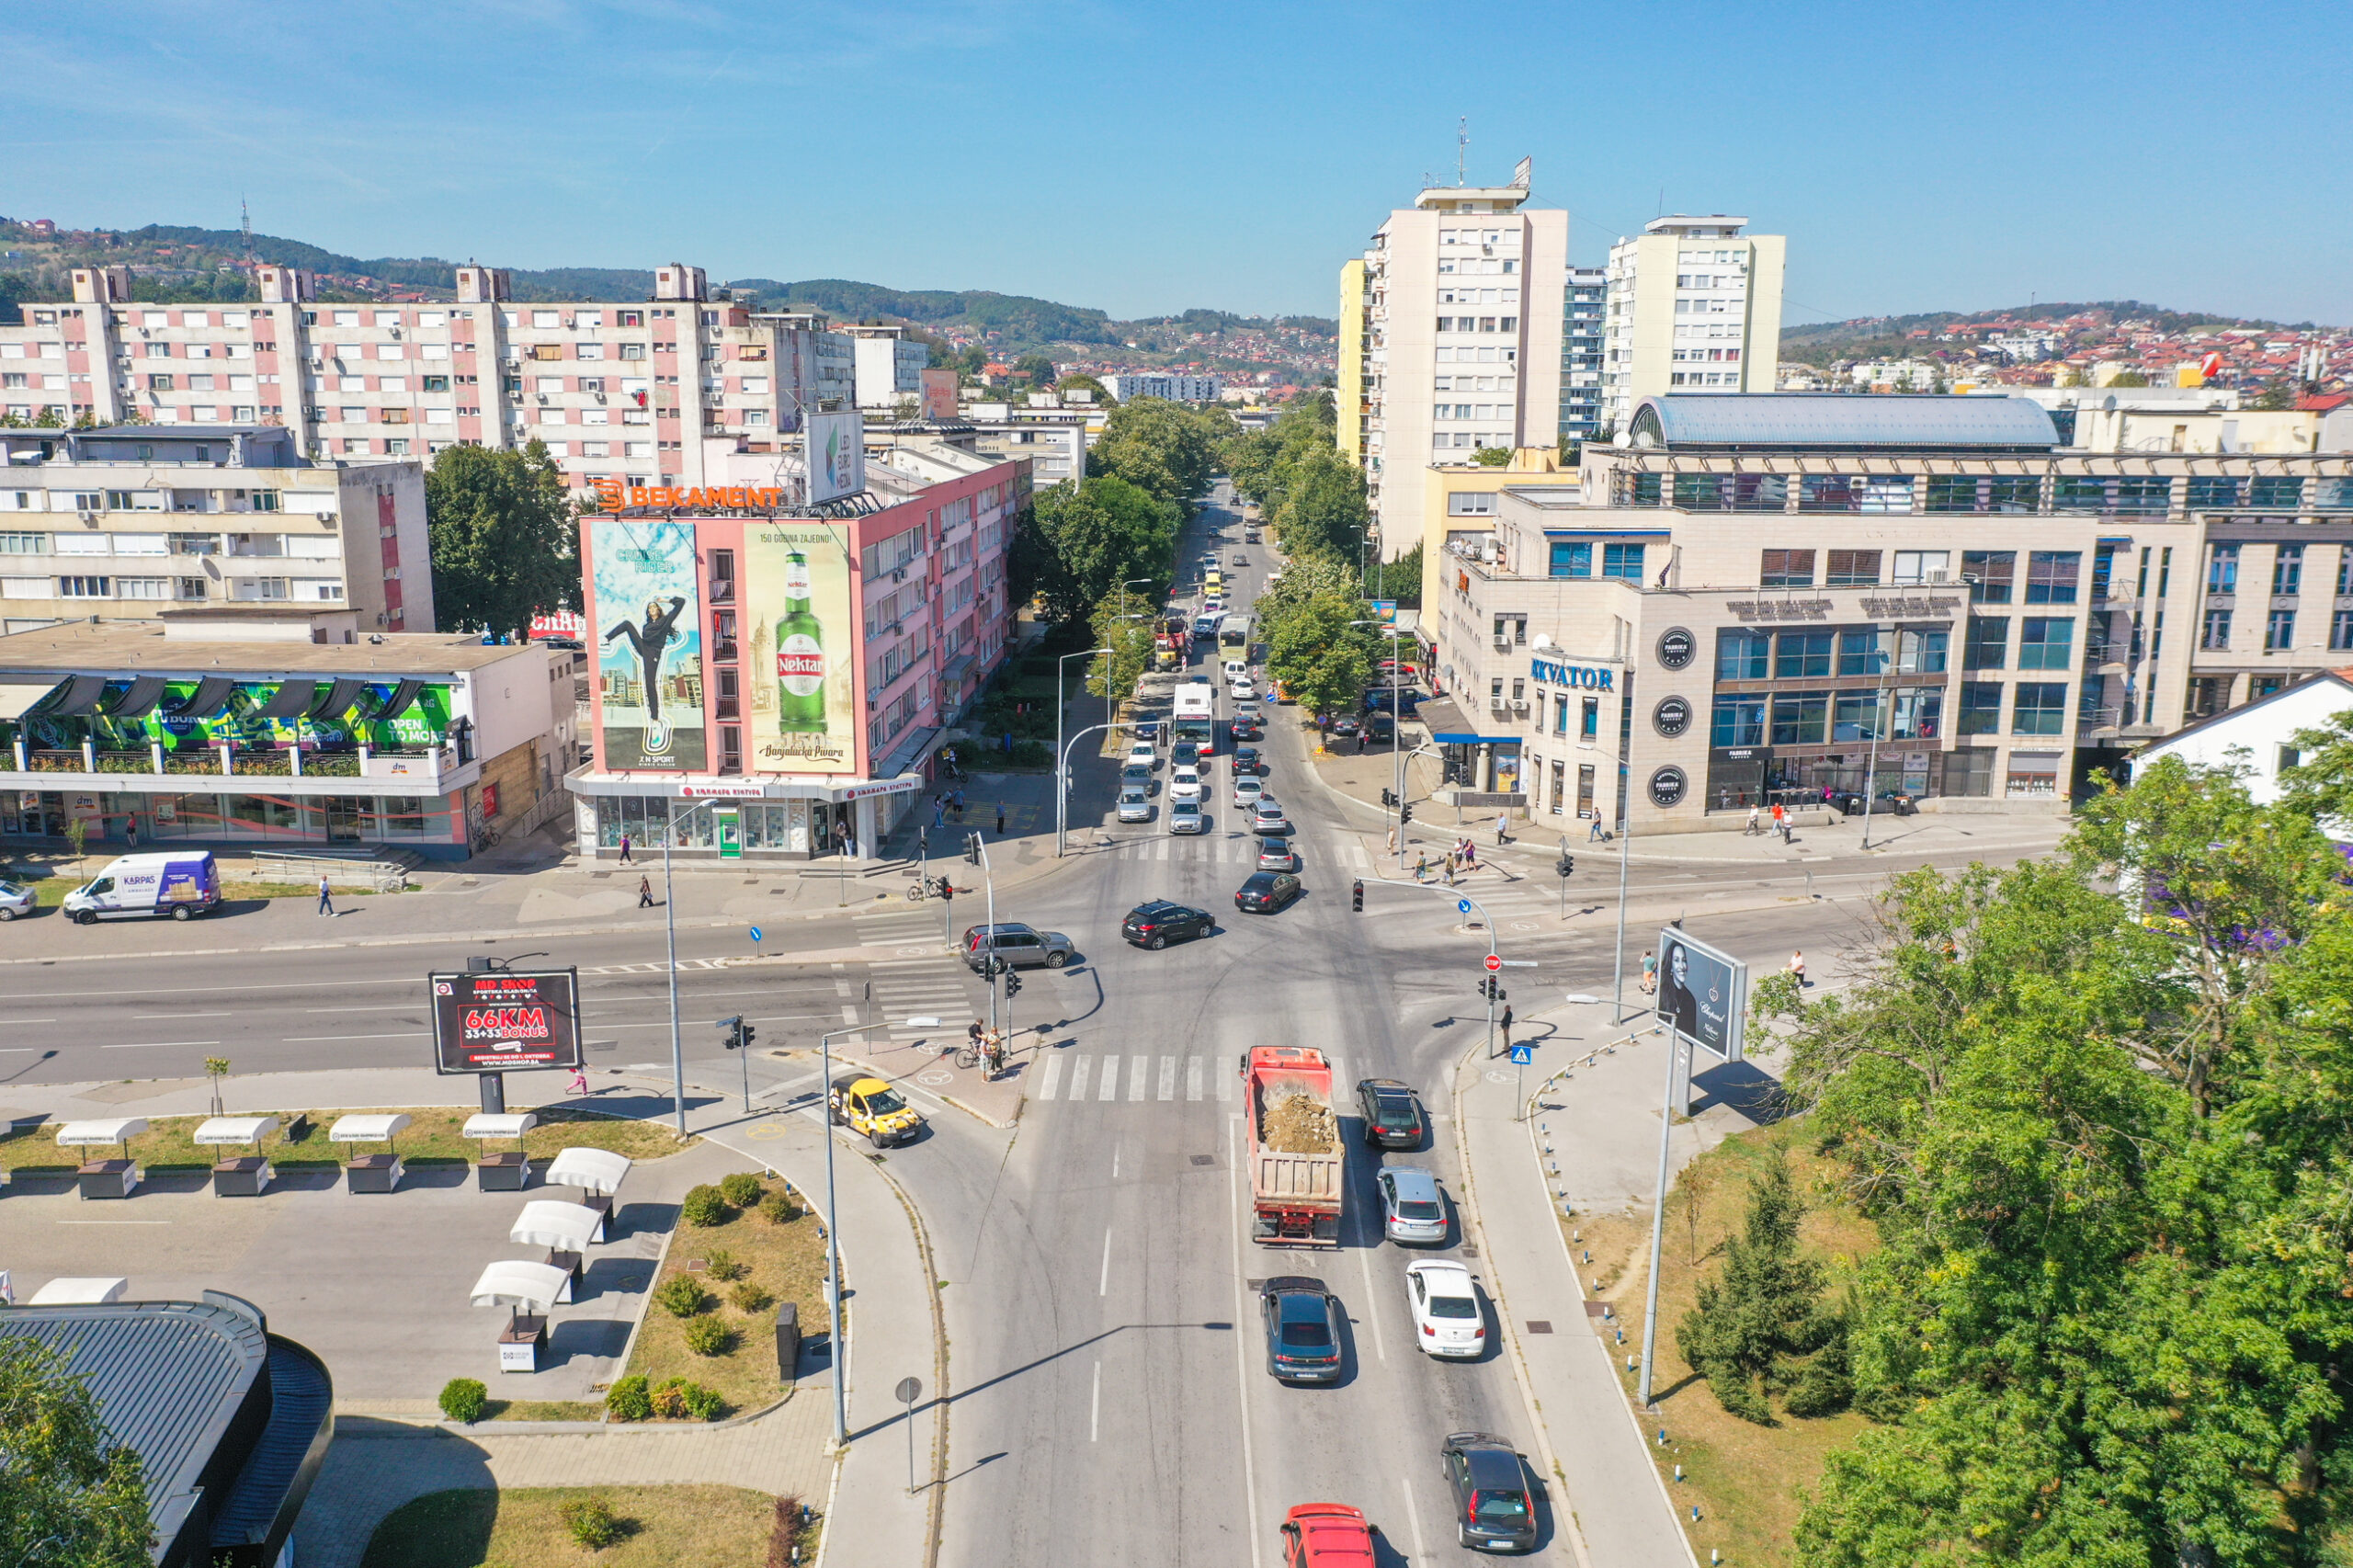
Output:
(745, 523), (856, 774)
(590, 517), (706, 770)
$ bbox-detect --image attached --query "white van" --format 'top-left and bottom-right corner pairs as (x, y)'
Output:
(1222, 659), (1249, 683)
(63, 851), (222, 925)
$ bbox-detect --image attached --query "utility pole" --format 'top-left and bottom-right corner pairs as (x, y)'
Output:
(1054, 647), (1108, 858)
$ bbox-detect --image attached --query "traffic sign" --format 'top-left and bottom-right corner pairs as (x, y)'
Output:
(1483, 953), (1504, 972)
(1508, 1044), (1534, 1065)
(1457, 899), (1473, 915)
(749, 926), (763, 943)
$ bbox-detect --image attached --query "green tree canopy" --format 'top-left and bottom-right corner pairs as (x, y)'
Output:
(1086, 397), (1227, 505)
(1084, 594), (1158, 704)
(1009, 351), (1056, 385)
(1057, 373), (1114, 406)
(0, 1335), (150, 1568)
(1676, 1148), (1847, 1425)
(1011, 477), (1178, 628)
(1264, 593), (1374, 720)
(423, 439), (581, 639)
(1270, 445), (1370, 565)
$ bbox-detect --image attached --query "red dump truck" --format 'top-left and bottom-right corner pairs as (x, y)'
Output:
(1240, 1045), (1344, 1246)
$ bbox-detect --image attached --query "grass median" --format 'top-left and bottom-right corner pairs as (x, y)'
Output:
(360, 1484), (810, 1568)
(0, 1104), (689, 1176)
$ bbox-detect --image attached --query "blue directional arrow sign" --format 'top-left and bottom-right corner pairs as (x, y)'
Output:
(748, 926), (763, 943)
(1457, 899), (1472, 915)
(1509, 1043), (1535, 1065)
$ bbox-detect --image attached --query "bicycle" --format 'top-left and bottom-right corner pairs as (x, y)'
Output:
(953, 1040), (983, 1070)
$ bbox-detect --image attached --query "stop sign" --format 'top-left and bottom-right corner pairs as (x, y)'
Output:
(1483, 953), (1503, 972)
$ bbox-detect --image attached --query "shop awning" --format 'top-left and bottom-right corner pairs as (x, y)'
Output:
(467, 1260), (570, 1312)
(254, 680), (324, 722)
(369, 679), (426, 723)
(0, 681), (61, 721)
(55, 1118), (149, 1147)
(1415, 698), (1518, 746)
(28, 1278), (128, 1306)
(326, 1113), (411, 1145)
(193, 1117), (279, 1146)
(461, 1113), (537, 1141)
(507, 1200), (603, 1253)
(43, 675), (112, 718)
(100, 676), (170, 718)
(545, 1147), (631, 1197)
(307, 678), (369, 722)
(876, 723), (944, 781)
(165, 676), (238, 720)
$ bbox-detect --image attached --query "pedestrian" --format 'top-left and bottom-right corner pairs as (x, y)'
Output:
(1444, 851), (1458, 886)
(1588, 813), (1605, 843)
(1788, 949), (1807, 987)
(1461, 837), (1477, 870)
(619, 832), (633, 864)
(1499, 1003), (1515, 1051)
(316, 875), (334, 916)
(995, 802), (1006, 835)
(1641, 949), (1657, 994)
(637, 874), (654, 908)
(1414, 852), (1428, 883)
(1386, 824), (1399, 854)
(1745, 803), (1760, 836)
(1495, 811), (1509, 846)
(1779, 814), (1794, 845)
(566, 1063), (590, 1097)
(124, 818), (138, 849)
(932, 796), (945, 828)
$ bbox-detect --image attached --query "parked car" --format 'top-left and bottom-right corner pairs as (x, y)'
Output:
(1405, 1260), (1484, 1358)
(1121, 901), (1214, 949)
(1170, 801), (1209, 835)
(1236, 870), (1303, 914)
(1440, 1431), (1537, 1552)
(1259, 1277), (1344, 1383)
(1356, 1078), (1426, 1148)
(1330, 715), (1362, 741)
(1117, 788), (1153, 823)
(0, 880), (36, 921)
(1255, 835), (1298, 872)
(1376, 1166), (1449, 1244)
(1363, 712), (1394, 744)
(1233, 777), (1266, 810)
(1279, 1504), (1380, 1568)
(961, 922), (1075, 972)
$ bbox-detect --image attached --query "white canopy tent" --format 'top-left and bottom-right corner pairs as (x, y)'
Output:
(545, 1147), (631, 1195)
(508, 1200), (603, 1254)
(468, 1260), (571, 1314)
(29, 1277), (128, 1306)
(327, 1113), (412, 1145)
(461, 1113), (538, 1141)
(56, 1118), (148, 1154)
(193, 1116), (279, 1147)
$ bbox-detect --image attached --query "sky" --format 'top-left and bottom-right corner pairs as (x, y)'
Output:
(6, 0), (2349, 328)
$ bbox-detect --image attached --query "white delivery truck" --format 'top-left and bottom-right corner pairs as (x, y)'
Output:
(63, 851), (222, 925)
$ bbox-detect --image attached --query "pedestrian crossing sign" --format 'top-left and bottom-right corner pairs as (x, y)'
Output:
(1508, 1044), (1534, 1065)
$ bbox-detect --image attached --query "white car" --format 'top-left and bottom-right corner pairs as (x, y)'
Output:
(1232, 777), (1265, 809)
(1169, 767), (1204, 802)
(1228, 681), (1256, 704)
(1126, 741), (1159, 771)
(1169, 801), (1209, 835)
(1405, 1260), (1484, 1358)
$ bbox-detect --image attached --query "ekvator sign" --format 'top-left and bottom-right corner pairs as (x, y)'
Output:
(429, 969), (585, 1074)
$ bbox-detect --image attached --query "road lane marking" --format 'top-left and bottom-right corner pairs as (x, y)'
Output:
(1400, 1478), (1427, 1561)
(1067, 1055), (1090, 1099)
(278, 1032), (428, 1042)
(1098, 1228), (1112, 1296)
(101, 1040), (221, 1049)
(1187, 1055), (1203, 1100)
(136, 1012), (229, 1018)
(1097, 1056), (1120, 1101)
(1035, 1054), (1063, 1101)
(1157, 1054), (1176, 1099)
(1358, 1245), (1388, 1363)
(1228, 1110), (1265, 1568)
(1217, 1061), (1235, 1102)
(0, 1019), (58, 1026)
(302, 1005), (421, 1012)
(1128, 1054), (1148, 1101)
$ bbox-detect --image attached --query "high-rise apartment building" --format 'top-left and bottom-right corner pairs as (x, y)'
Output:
(1340, 177), (1570, 559)
(1559, 267), (1607, 446)
(1597, 217), (1785, 434)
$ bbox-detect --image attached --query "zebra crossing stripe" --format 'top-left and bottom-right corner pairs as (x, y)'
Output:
(1097, 1056), (1120, 1101)
(1129, 1055), (1149, 1101)
(1158, 1055), (1176, 1100)
(1067, 1055), (1091, 1100)
(1187, 1055), (1204, 1101)
(1217, 1063), (1235, 1102)
(1036, 1054), (1063, 1101)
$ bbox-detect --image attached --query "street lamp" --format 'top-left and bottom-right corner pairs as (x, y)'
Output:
(1054, 647), (1109, 858)
(1350, 619), (1409, 868)
(657, 796), (748, 1140)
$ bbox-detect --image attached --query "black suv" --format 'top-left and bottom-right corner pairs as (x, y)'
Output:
(1259, 1277), (1343, 1383)
(1357, 1078), (1425, 1149)
(961, 922), (1075, 971)
(1121, 901), (1213, 949)
(1442, 1431), (1537, 1551)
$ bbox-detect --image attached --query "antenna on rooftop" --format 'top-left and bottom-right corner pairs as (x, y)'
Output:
(1456, 117), (1469, 186)
(240, 198), (254, 259)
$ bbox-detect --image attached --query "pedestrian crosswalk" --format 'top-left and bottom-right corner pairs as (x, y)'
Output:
(1029, 1051), (1348, 1110)
(1106, 832), (1372, 869)
(852, 910), (981, 1044)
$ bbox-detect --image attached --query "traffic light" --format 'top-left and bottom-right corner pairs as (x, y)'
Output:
(964, 833), (983, 866)
(1557, 855), (1575, 879)
(1479, 977), (1507, 1003)
(1381, 788), (1396, 809)
(738, 1021), (756, 1051)
(1351, 878), (1365, 913)
(1400, 801), (1415, 824)
(717, 1015), (746, 1050)
(1004, 971), (1022, 998)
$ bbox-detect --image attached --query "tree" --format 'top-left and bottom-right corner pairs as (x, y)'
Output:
(1057, 373), (1114, 406)
(424, 440), (580, 639)
(1271, 446), (1370, 565)
(2280, 707), (2353, 826)
(1674, 1147), (1836, 1424)
(1084, 596), (1157, 705)
(1009, 351), (1056, 386)
(1264, 594), (1373, 721)
(1472, 446), (1513, 466)
(1086, 397), (1225, 506)
(1366, 540), (1422, 608)
(0, 1335), (151, 1568)
(1016, 478), (1178, 628)
(2104, 369), (2151, 387)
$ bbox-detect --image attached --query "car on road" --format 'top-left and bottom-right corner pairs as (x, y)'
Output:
(1233, 776), (1266, 809)
(828, 1074), (924, 1148)
(1222, 659), (1249, 682)
(1233, 552), (1248, 566)
(0, 880), (36, 921)
(1363, 712), (1394, 744)
(1116, 788), (1152, 823)
(1169, 766), (1204, 802)
(1120, 762), (1155, 796)
(1330, 714), (1362, 741)
(1405, 1260), (1484, 1358)
(961, 922), (1075, 972)
(1126, 740), (1159, 771)
(1279, 1503), (1380, 1567)
(1121, 901), (1214, 949)
(1441, 1431), (1537, 1552)
(1259, 1277), (1344, 1383)
(1170, 801), (1209, 835)
(1255, 835), (1299, 872)
(1356, 1078), (1426, 1148)
(1229, 713), (1263, 742)
(1253, 798), (1291, 834)
(1235, 870), (1303, 914)
(1233, 745), (1265, 776)
(1376, 1166), (1449, 1244)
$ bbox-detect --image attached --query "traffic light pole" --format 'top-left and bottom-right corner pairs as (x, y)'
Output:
(1054, 721), (1137, 858)
(1354, 879), (1506, 1054)
(1053, 648), (1109, 858)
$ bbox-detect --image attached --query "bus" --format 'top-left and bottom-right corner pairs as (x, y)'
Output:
(1172, 685), (1218, 759)
(1219, 613), (1252, 656)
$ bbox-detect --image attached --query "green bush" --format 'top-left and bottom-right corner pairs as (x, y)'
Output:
(683, 1315), (734, 1357)
(758, 1189), (798, 1225)
(719, 1171), (764, 1209)
(654, 1277), (710, 1318)
(652, 1376), (724, 1420)
(680, 1184), (730, 1227)
(605, 1374), (653, 1421)
(731, 1281), (774, 1313)
(702, 1247), (746, 1283)
(563, 1495), (622, 1549)
(437, 1377), (487, 1424)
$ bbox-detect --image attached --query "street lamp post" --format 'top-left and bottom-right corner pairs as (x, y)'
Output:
(1633, 996), (1675, 1411)
(1054, 647), (1109, 858)
(1352, 619), (1408, 868)
(1612, 756), (1635, 1023)
(657, 797), (746, 1140)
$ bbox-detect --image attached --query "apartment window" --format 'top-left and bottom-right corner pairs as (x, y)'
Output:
(2012, 683), (2067, 736)
(1836, 629), (1883, 676)
(1549, 541), (1591, 577)
(710, 608), (739, 663)
(2333, 608), (2353, 651)
(2272, 544), (2303, 597)
(2018, 618), (2075, 670)
(1774, 630), (1832, 679)
(2208, 543), (2238, 595)
(0, 531), (43, 554)
(1925, 475), (2040, 513)
(146, 373), (175, 392)
(2250, 477), (2304, 511)
(1958, 682), (2004, 735)
(1448, 493), (1495, 517)
(2024, 551), (2080, 604)
(1711, 696), (1765, 747)
(58, 574), (109, 597)
(1580, 697), (1599, 740)
(2188, 477), (2244, 511)
(1552, 695), (1568, 734)
(1824, 549), (1881, 587)
(1759, 548), (1814, 587)
(2267, 608), (2296, 652)
(1769, 691), (1828, 744)
(115, 577), (166, 599)
(707, 547), (735, 604)
(176, 576), (208, 600)
(2201, 608), (2233, 650)
(1717, 629), (1769, 681)
(1896, 627), (1949, 674)
(2092, 544), (2119, 602)
(1600, 543), (1644, 580)
(714, 667), (740, 721)
(1891, 550), (1949, 585)
(2338, 548), (2353, 597)
(1962, 617), (2009, 670)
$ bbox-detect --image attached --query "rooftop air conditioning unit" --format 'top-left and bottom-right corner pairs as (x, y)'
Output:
(892, 567), (906, 582)
(1511, 699), (1530, 714)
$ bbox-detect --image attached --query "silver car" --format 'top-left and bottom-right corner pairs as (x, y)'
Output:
(1252, 798), (1291, 834)
(1170, 801), (1209, 835)
(1254, 836), (1297, 872)
(1117, 789), (1152, 823)
(0, 880), (35, 921)
(1378, 1166), (1449, 1244)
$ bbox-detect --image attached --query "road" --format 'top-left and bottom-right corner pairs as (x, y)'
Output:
(6, 480), (2057, 1564)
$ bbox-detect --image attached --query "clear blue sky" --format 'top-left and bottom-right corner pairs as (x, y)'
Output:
(8, 1), (2347, 327)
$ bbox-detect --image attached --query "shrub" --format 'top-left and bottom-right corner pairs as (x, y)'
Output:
(759, 1189), (799, 1225)
(731, 1281), (774, 1313)
(683, 1315), (734, 1357)
(702, 1247), (746, 1283)
(654, 1277), (710, 1318)
(766, 1495), (804, 1568)
(719, 1171), (765, 1209)
(652, 1376), (724, 1420)
(680, 1183), (730, 1227)
(605, 1375), (652, 1421)
(563, 1495), (622, 1549)
(438, 1377), (487, 1424)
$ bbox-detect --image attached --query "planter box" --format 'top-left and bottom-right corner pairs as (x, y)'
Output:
(346, 1153), (404, 1194)
(76, 1159), (142, 1199)
(210, 1156), (274, 1197)
(497, 1313), (548, 1373)
(476, 1151), (530, 1191)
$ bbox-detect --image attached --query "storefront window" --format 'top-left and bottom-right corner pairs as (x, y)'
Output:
(1717, 630), (1769, 681)
(1711, 697), (1765, 747)
(1774, 631), (1832, 679)
(2006, 751), (2063, 797)
(1769, 692), (1827, 745)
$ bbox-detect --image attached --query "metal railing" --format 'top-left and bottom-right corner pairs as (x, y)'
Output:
(251, 850), (412, 893)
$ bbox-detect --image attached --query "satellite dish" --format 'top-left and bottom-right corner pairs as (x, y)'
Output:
(1530, 632), (1555, 651)
(1612, 430), (1632, 449)
(2102, 394), (2119, 412)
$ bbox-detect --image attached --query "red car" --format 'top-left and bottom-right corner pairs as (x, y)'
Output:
(1280, 1503), (1380, 1566)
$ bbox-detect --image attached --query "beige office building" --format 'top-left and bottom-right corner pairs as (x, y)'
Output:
(1418, 393), (2353, 833)
(1598, 217), (1785, 435)
(1339, 176), (1570, 560)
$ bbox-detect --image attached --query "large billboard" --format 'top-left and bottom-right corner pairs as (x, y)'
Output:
(590, 517), (705, 770)
(430, 969), (584, 1074)
(745, 523), (856, 774)
(1657, 929), (1747, 1062)
(806, 411), (867, 505)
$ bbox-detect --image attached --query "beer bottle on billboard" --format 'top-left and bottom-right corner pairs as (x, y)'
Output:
(775, 551), (828, 733)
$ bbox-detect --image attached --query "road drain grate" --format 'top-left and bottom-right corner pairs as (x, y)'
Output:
(1190, 1154), (1215, 1166)
(1458, 1244), (1479, 1259)
(1526, 1321), (1553, 1335)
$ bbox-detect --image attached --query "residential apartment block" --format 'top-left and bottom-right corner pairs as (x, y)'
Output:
(1597, 216), (1785, 433)
(0, 423), (430, 634)
(1417, 393), (2353, 833)
(845, 324), (928, 412)
(1338, 177), (1572, 560)
(1108, 373), (1222, 403)
(1559, 267), (1606, 446)
(0, 262), (858, 494)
